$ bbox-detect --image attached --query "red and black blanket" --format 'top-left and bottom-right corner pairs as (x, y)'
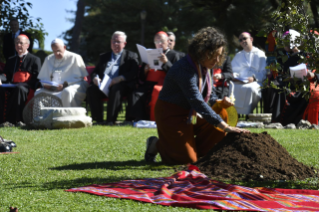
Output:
(66, 166), (319, 211)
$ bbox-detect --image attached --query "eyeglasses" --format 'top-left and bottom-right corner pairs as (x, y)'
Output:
(112, 40), (124, 44)
(15, 42), (27, 46)
(239, 37), (249, 42)
(154, 40), (166, 45)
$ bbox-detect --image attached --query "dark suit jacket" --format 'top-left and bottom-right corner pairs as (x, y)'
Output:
(1, 53), (41, 89)
(2, 29), (34, 61)
(91, 49), (139, 88)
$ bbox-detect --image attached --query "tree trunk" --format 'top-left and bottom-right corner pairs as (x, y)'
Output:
(70, 0), (85, 53)
(310, 1), (319, 28)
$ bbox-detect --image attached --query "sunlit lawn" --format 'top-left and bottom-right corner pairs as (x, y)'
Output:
(1, 125), (319, 211)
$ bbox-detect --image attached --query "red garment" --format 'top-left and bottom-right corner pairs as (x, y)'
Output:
(303, 82), (319, 125)
(149, 85), (162, 121)
(12, 71), (31, 83)
(146, 69), (166, 85)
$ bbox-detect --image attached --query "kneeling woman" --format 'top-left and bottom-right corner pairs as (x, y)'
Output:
(145, 27), (249, 165)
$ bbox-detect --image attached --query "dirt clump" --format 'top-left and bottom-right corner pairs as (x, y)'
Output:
(195, 132), (317, 181)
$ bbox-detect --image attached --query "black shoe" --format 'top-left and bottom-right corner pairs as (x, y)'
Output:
(144, 136), (158, 162)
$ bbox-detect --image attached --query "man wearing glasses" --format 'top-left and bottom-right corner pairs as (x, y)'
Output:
(230, 32), (267, 115)
(130, 31), (180, 121)
(87, 31), (139, 125)
(0, 35), (41, 124)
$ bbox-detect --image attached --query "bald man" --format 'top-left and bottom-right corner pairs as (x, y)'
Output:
(35, 38), (88, 107)
(0, 35), (41, 124)
(230, 32), (267, 114)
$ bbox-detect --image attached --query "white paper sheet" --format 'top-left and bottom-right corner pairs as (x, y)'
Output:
(289, 63), (307, 79)
(99, 74), (112, 96)
(136, 44), (163, 70)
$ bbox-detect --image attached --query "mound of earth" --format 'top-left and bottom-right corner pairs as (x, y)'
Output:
(195, 132), (317, 181)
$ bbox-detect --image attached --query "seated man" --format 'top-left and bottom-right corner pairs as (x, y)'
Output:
(35, 38), (88, 107)
(231, 32), (267, 114)
(86, 31), (139, 124)
(0, 35), (41, 124)
(131, 31), (180, 121)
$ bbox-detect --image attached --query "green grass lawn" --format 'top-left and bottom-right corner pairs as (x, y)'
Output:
(1, 127), (319, 211)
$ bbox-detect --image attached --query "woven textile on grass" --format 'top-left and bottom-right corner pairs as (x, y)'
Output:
(66, 166), (319, 211)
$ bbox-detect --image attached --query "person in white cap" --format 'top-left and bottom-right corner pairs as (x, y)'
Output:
(34, 38), (88, 107)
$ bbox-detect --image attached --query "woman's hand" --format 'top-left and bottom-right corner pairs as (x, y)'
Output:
(217, 121), (250, 134)
(225, 126), (250, 133)
(222, 96), (234, 107)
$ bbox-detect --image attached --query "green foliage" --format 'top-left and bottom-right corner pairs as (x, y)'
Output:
(0, 0), (48, 60)
(25, 28), (47, 50)
(1, 127), (319, 211)
(64, 0), (235, 63)
(258, 0), (319, 96)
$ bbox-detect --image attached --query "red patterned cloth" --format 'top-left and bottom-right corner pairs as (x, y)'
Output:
(303, 81), (319, 125)
(66, 166), (319, 211)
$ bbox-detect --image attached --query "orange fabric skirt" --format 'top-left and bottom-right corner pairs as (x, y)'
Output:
(155, 99), (226, 165)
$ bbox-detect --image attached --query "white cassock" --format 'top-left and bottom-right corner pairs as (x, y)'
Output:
(230, 47), (267, 114)
(35, 50), (88, 107)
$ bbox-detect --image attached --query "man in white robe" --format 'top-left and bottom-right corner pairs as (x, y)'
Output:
(35, 38), (88, 107)
(230, 32), (267, 114)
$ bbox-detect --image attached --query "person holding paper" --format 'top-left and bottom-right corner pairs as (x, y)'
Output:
(263, 30), (307, 124)
(0, 34), (41, 124)
(86, 31), (139, 124)
(230, 32), (267, 114)
(144, 27), (249, 164)
(131, 31), (180, 121)
(34, 38), (88, 107)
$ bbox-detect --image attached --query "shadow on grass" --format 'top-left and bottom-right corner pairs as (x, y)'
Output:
(41, 176), (137, 190)
(4, 176), (137, 191)
(49, 160), (173, 171)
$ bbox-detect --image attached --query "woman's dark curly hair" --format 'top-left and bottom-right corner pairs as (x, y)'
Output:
(188, 27), (227, 67)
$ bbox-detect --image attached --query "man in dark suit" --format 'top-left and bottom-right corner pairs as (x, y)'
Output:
(2, 19), (34, 61)
(86, 31), (139, 124)
(167, 31), (185, 58)
(0, 35), (41, 124)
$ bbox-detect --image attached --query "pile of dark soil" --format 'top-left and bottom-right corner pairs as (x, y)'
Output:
(195, 132), (317, 181)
